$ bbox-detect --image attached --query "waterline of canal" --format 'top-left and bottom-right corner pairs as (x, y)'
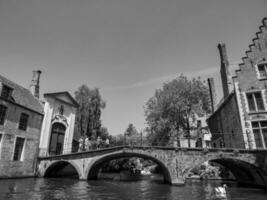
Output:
(0, 177), (266, 200)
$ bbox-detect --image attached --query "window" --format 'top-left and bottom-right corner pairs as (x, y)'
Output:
(49, 123), (66, 155)
(18, 113), (29, 131)
(252, 121), (267, 148)
(258, 63), (267, 78)
(0, 105), (7, 125)
(246, 92), (265, 112)
(0, 134), (2, 159)
(1, 85), (13, 100)
(13, 137), (25, 161)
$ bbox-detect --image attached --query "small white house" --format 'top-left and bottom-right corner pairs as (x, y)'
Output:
(39, 92), (78, 157)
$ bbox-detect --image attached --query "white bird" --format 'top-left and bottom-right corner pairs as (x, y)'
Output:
(214, 184), (227, 199)
(141, 169), (152, 175)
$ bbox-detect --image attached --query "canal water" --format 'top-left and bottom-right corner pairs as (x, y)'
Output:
(0, 177), (266, 200)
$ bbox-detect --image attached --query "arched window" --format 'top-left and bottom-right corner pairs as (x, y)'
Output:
(49, 123), (66, 155)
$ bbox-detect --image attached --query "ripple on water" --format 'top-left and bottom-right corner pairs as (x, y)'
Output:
(0, 178), (267, 200)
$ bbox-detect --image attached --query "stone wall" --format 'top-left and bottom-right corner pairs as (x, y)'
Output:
(207, 93), (244, 148)
(0, 99), (43, 178)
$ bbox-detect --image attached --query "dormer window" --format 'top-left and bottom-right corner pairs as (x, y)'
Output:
(0, 105), (7, 125)
(246, 91), (265, 112)
(1, 85), (13, 100)
(258, 63), (267, 78)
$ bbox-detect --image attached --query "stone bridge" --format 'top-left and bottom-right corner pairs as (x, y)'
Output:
(37, 146), (267, 187)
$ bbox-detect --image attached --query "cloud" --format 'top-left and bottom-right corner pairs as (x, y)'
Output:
(105, 63), (239, 91)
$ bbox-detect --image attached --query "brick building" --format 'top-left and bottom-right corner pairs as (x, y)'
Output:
(0, 69), (78, 178)
(207, 18), (267, 149)
(0, 72), (44, 178)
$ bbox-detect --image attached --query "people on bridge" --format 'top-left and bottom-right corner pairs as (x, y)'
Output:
(97, 136), (101, 149)
(85, 137), (92, 151)
(105, 138), (110, 148)
(78, 136), (84, 152)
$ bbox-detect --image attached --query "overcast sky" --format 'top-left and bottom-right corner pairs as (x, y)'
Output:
(0, 0), (266, 135)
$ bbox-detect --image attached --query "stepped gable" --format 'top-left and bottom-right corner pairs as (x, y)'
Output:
(232, 17), (267, 79)
(0, 74), (44, 114)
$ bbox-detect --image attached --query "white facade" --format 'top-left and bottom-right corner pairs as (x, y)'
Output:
(179, 138), (197, 148)
(39, 92), (78, 157)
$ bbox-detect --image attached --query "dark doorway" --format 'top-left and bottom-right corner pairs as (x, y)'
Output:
(49, 123), (66, 155)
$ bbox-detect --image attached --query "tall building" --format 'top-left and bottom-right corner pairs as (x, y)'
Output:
(207, 18), (267, 149)
(0, 72), (43, 178)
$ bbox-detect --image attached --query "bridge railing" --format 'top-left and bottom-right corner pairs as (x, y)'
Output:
(38, 144), (267, 160)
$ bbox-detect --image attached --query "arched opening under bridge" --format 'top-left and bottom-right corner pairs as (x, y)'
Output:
(44, 161), (80, 179)
(187, 158), (267, 187)
(210, 158), (267, 187)
(86, 152), (172, 184)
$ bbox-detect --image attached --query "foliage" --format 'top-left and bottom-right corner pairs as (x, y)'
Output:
(188, 162), (221, 179)
(144, 74), (211, 146)
(110, 134), (124, 146)
(124, 123), (138, 137)
(101, 158), (140, 173)
(75, 85), (106, 139)
(124, 123), (141, 145)
(99, 127), (109, 140)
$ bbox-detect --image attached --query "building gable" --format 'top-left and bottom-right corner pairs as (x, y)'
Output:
(232, 18), (267, 86)
(44, 92), (79, 108)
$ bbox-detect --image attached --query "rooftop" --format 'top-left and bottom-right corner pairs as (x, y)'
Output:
(0, 74), (44, 114)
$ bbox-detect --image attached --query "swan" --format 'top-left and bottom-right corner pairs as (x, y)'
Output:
(215, 184), (227, 199)
(141, 169), (152, 175)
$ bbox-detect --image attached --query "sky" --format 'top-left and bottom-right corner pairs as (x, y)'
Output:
(0, 0), (266, 135)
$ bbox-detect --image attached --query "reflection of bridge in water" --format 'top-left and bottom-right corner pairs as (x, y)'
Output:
(38, 146), (267, 187)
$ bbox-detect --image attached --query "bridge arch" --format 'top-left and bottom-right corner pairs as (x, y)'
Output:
(187, 157), (267, 187)
(85, 151), (172, 184)
(209, 158), (267, 187)
(44, 160), (81, 179)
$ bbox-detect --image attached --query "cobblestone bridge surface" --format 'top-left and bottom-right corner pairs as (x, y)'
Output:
(38, 146), (267, 187)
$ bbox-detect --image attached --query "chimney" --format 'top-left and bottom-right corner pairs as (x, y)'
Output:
(207, 78), (217, 113)
(30, 70), (41, 98)
(218, 43), (232, 99)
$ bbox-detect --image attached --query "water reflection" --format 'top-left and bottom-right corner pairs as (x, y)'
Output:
(0, 178), (266, 200)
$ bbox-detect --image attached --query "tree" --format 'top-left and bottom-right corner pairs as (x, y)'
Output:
(112, 134), (125, 146)
(124, 123), (140, 145)
(144, 75), (211, 146)
(99, 127), (109, 139)
(124, 123), (138, 137)
(75, 85), (106, 139)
